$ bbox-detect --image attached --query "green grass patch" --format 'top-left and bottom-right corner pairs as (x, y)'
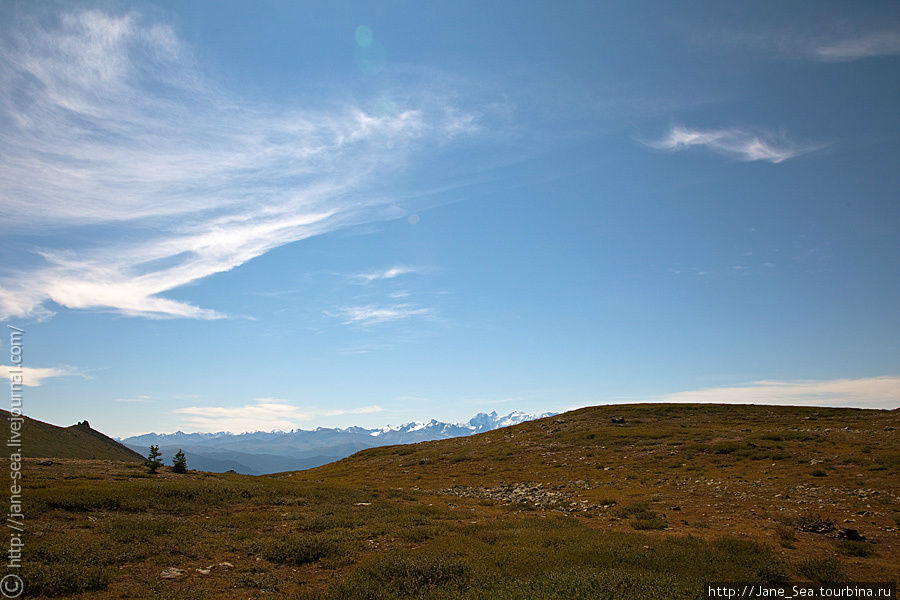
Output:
(23, 562), (112, 597)
(263, 535), (339, 566)
(796, 557), (845, 583)
(836, 540), (873, 558)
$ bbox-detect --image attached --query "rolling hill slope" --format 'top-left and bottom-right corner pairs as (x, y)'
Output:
(17, 403), (900, 598)
(311, 403), (900, 491)
(1, 409), (142, 461)
(301, 402), (900, 580)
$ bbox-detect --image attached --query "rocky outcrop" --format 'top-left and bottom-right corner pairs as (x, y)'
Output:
(439, 482), (601, 512)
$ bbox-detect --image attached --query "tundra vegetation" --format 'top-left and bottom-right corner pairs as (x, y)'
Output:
(12, 404), (899, 598)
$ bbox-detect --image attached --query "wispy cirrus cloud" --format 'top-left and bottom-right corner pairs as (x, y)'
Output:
(351, 265), (428, 284)
(114, 395), (151, 403)
(173, 398), (383, 432)
(811, 31), (900, 62)
(330, 303), (434, 326)
(0, 8), (479, 321)
(658, 376), (900, 410)
(645, 125), (820, 163)
(0, 365), (82, 387)
(700, 26), (900, 63)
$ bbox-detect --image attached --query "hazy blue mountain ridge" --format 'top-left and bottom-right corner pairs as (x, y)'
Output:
(123, 411), (554, 474)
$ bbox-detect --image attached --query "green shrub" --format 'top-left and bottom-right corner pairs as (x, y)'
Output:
(774, 524), (796, 548)
(615, 502), (655, 519)
(23, 563), (111, 597)
(333, 553), (472, 598)
(631, 517), (668, 530)
(101, 516), (176, 543)
(836, 540), (873, 558)
(401, 526), (441, 543)
(263, 535), (337, 566)
(711, 442), (743, 455)
(615, 502), (665, 529)
(237, 572), (280, 592)
(797, 557), (845, 583)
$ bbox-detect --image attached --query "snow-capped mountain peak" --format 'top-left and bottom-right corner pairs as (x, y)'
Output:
(370, 411), (553, 438)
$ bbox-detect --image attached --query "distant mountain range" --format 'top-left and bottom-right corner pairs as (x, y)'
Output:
(122, 411), (555, 475)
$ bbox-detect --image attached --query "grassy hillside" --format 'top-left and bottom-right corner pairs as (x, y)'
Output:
(10, 404), (899, 599)
(1, 409), (142, 462)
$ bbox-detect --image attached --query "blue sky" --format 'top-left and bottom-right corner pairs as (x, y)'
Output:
(1, 1), (898, 436)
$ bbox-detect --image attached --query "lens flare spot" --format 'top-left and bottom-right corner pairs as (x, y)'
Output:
(354, 25), (374, 48)
(407, 214), (420, 225)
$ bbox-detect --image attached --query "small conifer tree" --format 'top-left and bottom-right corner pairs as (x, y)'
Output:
(172, 449), (187, 473)
(146, 444), (163, 474)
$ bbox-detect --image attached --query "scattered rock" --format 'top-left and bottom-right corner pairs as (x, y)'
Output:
(195, 568), (211, 575)
(160, 568), (187, 580)
(441, 483), (599, 513)
(218, 562), (234, 570)
(610, 416), (625, 424)
(354, 502), (371, 506)
(37, 459), (54, 466)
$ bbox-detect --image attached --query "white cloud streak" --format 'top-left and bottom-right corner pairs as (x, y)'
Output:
(658, 376), (900, 410)
(114, 395), (150, 403)
(0, 365), (81, 387)
(646, 125), (819, 163)
(351, 265), (426, 283)
(0, 9), (477, 320)
(331, 303), (434, 326)
(707, 27), (900, 63)
(173, 398), (383, 433)
(812, 31), (900, 62)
